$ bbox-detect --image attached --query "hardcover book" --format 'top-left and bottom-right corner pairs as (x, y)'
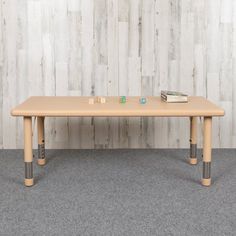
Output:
(161, 90), (188, 103)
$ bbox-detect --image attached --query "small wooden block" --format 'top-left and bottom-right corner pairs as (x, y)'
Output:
(89, 98), (95, 105)
(98, 97), (106, 104)
(38, 159), (46, 166)
(97, 97), (101, 103)
(25, 178), (34, 187)
(202, 178), (211, 187)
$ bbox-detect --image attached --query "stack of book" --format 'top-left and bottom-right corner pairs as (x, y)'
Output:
(161, 90), (188, 103)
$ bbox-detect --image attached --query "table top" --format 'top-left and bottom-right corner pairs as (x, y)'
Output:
(11, 96), (225, 117)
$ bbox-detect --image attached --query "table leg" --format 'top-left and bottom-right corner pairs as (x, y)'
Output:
(202, 117), (212, 187)
(24, 117), (34, 187)
(37, 117), (46, 166)
(189, 117), (198, 165)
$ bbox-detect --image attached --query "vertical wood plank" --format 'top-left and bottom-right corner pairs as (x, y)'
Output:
(141, 0), (155, 148)
(27, 0), (43, 96)
(167, 0), (181, 148)
(154, 0), (169, 148)
(193, 0), (206, 147)
(41, 0), (57, 148)
(206, 0), (221, 147)
(2, 0), (17, 148)
(107, 0), (119, 148)
(81, 0), (93, 95)
(80, 0), (94, 149)
(141, 0), (155, 77)
(179, 0), (194, 148)
(16, 0), (28, 148)
(53, 0), (69, 147)
(0, 0), (4, 148)
(232, 0), (236, 146)
(91, 0), (108, 148)
(68, 11), (82, 91)
(219, 0), (233, 147)
(118, 22), (128, 95)
(118, 20), (128, 148)
(127, 0), (141, 148)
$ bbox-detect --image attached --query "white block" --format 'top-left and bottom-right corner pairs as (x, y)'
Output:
(89, 98), (94, 104)
(100, 97), (106, 104)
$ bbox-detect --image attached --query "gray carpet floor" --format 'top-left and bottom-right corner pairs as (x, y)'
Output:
(0, 149), (236, 236)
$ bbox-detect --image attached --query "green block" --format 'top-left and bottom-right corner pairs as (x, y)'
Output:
(120, 96), (126, 104)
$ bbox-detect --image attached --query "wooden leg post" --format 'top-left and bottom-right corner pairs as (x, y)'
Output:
(37, 117), (46, 166)
(24, 117), (34, 187)
(202, 117), (212, 187)
(189, 117), (198, 165)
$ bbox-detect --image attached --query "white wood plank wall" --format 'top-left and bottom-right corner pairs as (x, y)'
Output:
(0, 0), (235, 149)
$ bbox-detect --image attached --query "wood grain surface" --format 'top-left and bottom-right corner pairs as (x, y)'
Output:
(11, 96), (224, 117)
(0, 0), (235, 148)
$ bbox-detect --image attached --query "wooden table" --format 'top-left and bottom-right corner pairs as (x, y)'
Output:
(11, 96), (224, 187)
